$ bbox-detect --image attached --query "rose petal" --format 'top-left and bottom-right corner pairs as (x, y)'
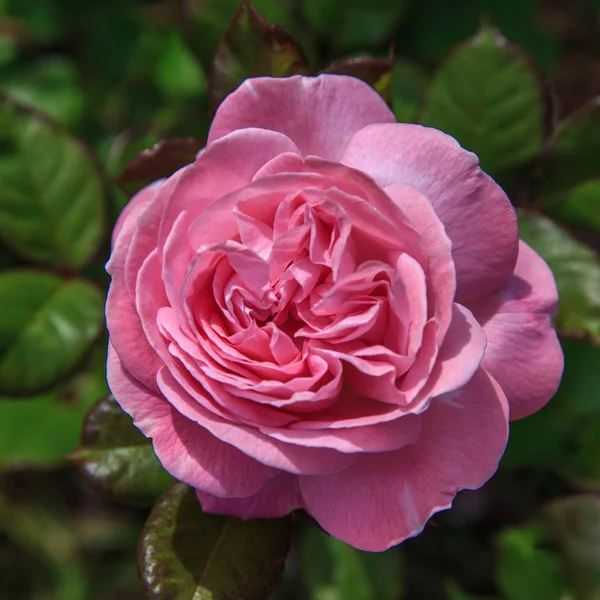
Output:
(467, 241), (564, 420)
(156, 367), (356, 475)
(107, 345), (277, 497)
(159, 127), (301, 249)
(208, 75), (395, 160)
(299, 368), (509, 551)
(197, 473), (302, 518)
(261, 412), (422, 454)
(342, 124), (518, 302)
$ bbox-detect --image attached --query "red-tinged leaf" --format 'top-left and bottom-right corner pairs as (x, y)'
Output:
(209, 0), (310, 111)
(117, 137), (204, 197)
(138, 483), (292, 600)
(323, 53), (394, 104)
(69, 395), (173, 507)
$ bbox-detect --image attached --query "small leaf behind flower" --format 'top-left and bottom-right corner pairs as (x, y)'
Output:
(117, 137), (204, 198)
(421, 26), (548, 180)
(518, 210), (600, 344)
(70, 394), (173, 507)
(209, 0), (310, 111)
(535, 98), (600, 234)
(138, 482), (292, 600)
(323, 54), (394, 105)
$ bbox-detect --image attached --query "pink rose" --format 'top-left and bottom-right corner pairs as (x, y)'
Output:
(106, 75), (563, 551)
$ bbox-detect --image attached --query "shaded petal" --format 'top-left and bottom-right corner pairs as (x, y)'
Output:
(261, 412), (422, 454)
(105, 279), (162, 391)
(467, 241), (564, 420)
(106, 345), (277, 497)
(342, 124), (518, 302)
(299, 369), (509, 551)
(208, 75), (395, 160)
(197, 474), (302, 518)
(156, 367), (356, 475)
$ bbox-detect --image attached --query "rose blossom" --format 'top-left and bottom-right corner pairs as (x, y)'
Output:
(106, 75), (563, 551)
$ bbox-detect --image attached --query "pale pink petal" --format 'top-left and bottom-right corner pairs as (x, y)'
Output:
(208, 75), (395, 160)
(342, 124), (518, 302)
(197, 474), (302, 518)
(467, 241), (564, 420)
(299, 369), (509, 551)
(107, 345), (278, 497)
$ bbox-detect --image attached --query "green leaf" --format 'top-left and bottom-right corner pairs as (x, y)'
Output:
(138, 482), (292, 600)
(518, 210), (600, 343)
(323, 55), (393, 105)
(543, 180), (600, 234)
(496, 526), (566, 600)
(504, 341), (600, 486)
(303, 0), (406, 50)
(302, 527), (401, 600)
(209, 0), (310, 111)
(445, 581), (497, 600)
(421, 26), (546, 179)
(536, 98), (600, 201)
(0, 270), (105, 395)
(0, 94), (106, 269)
(393, 59), (428, 123)
(535, 99), (600, 234)
(155, 31), (206, 99)
(70, 394), (172, 507)
(116, 137), (204, 198)
(1, 57), (86, 128)
(550, 342), (600, 488)
(544, 496), (600, 600)
(0, 343), (108, 468)
(400, 0), (558, 71)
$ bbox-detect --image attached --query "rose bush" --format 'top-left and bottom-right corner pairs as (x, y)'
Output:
(106, 75), (563, 551)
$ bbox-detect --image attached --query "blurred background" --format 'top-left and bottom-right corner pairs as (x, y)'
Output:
(0, 0), (599, 599)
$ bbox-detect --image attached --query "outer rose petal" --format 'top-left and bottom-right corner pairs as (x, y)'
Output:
(467, 241), (564, 420)
(106, 182), (168, 391)
(107, 345), (278, 497)
(341, 124), (518, 302)
(159, 128), (301, 249)
(110, 180), (162, 250)
(197, 474), (302, 519)
(299, 369), (509, 551)
(208, 75), (396, 160)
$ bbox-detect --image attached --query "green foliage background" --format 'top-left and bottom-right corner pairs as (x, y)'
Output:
(0, 0), (598, 599)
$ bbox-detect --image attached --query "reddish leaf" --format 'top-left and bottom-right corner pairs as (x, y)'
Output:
(117, 137), (204, 197)
(209, 0), (310, 112)
(323, 52), (394, 105)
